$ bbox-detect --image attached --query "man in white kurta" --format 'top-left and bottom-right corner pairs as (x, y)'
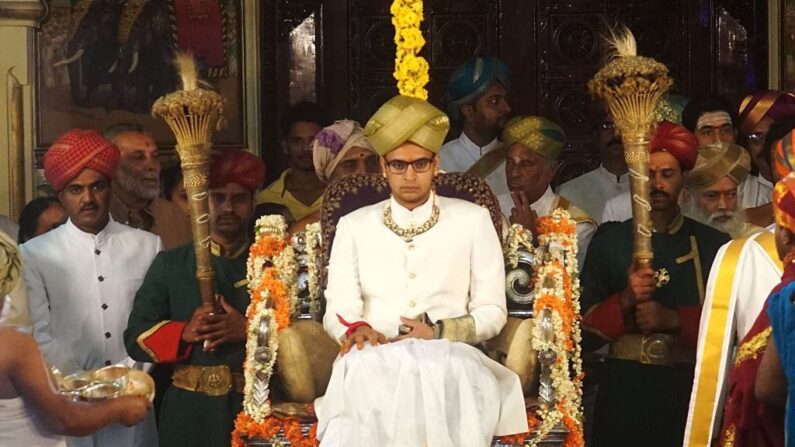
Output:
(22, 129), (160, 447)
(682, 228), (781, 446)
(317, 95), (527, 447)
(440, 56), (511, 197)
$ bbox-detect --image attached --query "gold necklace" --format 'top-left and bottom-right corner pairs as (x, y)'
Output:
(383, 198), (440, 243)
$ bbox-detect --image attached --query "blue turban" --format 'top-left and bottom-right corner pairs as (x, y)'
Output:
(447, 57), (511, 121)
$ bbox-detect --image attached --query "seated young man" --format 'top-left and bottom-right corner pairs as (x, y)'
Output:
(317, 95), (528, 447)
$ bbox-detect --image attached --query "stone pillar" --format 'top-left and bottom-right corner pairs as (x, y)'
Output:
(0, 0), (44, 220)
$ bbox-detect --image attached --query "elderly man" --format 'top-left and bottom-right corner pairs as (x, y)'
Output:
(602, 121), (700, 223)
(318, 95), (527, 447)
(683, 130), (795, 447)
(22, 129), (161, 447)
(104, 123), (191, 249)
(558, 102), (629, 225)
(496, 115), (595, 267)
(440, 56), (512, 197)
(125, 150), (264, 447)
(681, 142), (761, 238)
(580, 120), (730, 446)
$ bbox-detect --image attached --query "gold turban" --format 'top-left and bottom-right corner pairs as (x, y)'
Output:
(501, 116), (566, 160)
(684, 142), (751, 190)
(364, 95), (450, 156)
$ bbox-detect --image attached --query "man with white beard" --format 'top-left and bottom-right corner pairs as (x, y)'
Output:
(104, 123), (191, 249)
(680, 142), (764, 239)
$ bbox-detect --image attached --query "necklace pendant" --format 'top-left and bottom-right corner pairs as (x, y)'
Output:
(405, 236), (413, 243)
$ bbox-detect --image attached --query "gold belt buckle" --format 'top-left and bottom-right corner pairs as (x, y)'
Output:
(199, 366), (232, 396)
(640, 334), (674, 366)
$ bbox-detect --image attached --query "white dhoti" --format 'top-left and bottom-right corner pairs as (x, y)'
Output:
(316, 339), (528, 447)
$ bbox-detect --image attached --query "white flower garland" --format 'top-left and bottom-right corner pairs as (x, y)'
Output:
(304, 222), (322, 319)
(503, 223), (534, 268)
(526, 208), (584, 446)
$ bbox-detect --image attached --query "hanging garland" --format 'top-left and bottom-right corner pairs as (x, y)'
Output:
(391, 0), (430, 99)
(231, 216), (321, 447)
(498, 210), (584, 447)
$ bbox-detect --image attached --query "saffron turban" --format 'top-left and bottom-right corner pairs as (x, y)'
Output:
(684, 142), (751, 190)
(43, 129), (120, 191)
(501, 116), (566, 160)
(364, 95), (450, 156)
(650, 121), (699, 171)
(312, 120), (374, 183)
(773, 173), (795, 233)
(447, 56), (511, 121)
(738, 90), (795, 135)
(209, 150), (266, 192)
(774, 129), (795, 179)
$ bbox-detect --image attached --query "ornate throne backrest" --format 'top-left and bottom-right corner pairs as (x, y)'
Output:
(319, 172), (503, 287)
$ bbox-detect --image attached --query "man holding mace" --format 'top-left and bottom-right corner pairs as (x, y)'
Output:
(124, 150), (265, 447)
(317, 95), (527, 447)
(580, 122), (730, 446)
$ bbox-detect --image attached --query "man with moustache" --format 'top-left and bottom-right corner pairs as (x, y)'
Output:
(681, 142), (762, 238)
(317, 95), (527, 446)
(440, 56), (512, 197)
(559, 101), (629, 225)
(580, 120), (730, 447)
(125, 150), (265, 447)
(104, 123), (191, 249)
(21, 129), (161, 447)
(495, 115), (595, 267)
(257, 102), (330, 223)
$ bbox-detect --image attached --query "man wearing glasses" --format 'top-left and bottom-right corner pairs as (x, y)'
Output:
(317, 95), (527, 447)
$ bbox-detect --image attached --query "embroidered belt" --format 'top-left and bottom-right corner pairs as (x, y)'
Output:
(608, 333), (694, 366)
(172, 364), (244, 396)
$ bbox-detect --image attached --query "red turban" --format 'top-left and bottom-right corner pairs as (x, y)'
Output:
(650, 121), (698, 171)
(773, 173), (795, 233)
(738, 90), (795, 135)
(209, 150), (265, 192)
(43, 129), (120, 191)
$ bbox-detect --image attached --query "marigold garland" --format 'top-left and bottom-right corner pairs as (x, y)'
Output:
(390, 0), (429, 99)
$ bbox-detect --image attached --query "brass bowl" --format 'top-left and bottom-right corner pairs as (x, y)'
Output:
(60, 373), (93, 393)
(94, 364), (130, 389)
(80, 382), (122, 401)
(126, 369), (156, 402)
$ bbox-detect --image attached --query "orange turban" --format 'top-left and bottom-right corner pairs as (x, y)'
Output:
(43, 129), (120, 191)
(209, 150), (265, 192)
(773, 173), (795, 233)
(650, 121), (699, 171)
(738, 90), (795, 135)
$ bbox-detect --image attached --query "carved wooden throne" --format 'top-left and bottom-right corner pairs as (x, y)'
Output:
(246, 173), (570, 446)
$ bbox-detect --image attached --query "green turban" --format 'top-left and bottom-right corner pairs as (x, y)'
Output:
(364, 95), (450, 156)
(501, 116), (566, 160)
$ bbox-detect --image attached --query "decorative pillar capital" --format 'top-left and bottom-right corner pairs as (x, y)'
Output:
(0, 0), (46, 26)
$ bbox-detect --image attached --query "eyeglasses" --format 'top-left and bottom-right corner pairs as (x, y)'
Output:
(385, 158), (434, 174)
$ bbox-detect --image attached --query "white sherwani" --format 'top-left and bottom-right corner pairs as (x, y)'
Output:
(21, 218), (161, 447)
(440, 133), (509, 198)
(558, 165), (629, 225)
(601, 190), (633, 223)
(497, 187), (596, 268)
(739, 174), (773, 209)
(318, 193), (527, 446)
(682, 228), (781, 446)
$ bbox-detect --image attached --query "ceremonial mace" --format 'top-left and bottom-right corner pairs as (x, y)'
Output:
(152, 54), (225, 310)
(588, 29), (672, 268)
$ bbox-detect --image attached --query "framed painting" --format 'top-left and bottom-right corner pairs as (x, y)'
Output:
(34, 0), (260, 164)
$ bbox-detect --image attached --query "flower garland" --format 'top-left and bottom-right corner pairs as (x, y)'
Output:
(304, 223), (322, 319)
(503, 223), (534, 268)
(498, 209), (584, 447)
(390, 0), (429, 99)
(233, 215), (305, 445)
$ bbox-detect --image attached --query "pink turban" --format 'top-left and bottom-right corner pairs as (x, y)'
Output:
(43, 129), (120, 191)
